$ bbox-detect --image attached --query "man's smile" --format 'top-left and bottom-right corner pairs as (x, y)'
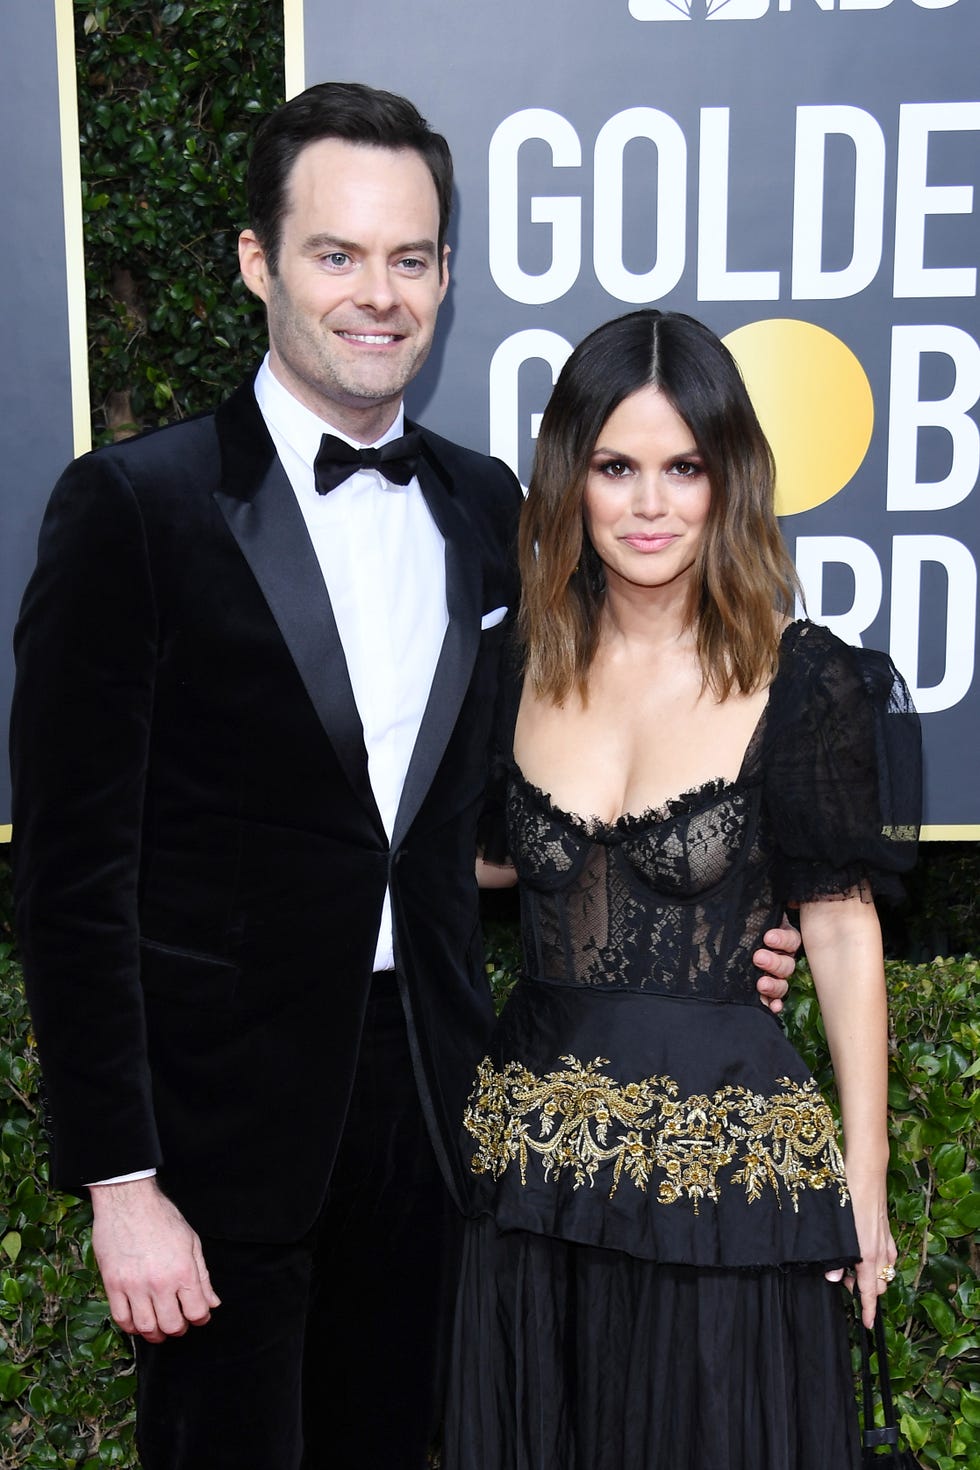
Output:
(335, 330), (403, 346)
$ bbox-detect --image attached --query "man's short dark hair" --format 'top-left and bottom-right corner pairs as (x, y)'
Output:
(247, 81), (454, 275)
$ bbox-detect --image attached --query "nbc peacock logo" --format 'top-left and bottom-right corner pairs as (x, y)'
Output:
(628, 0), (769, 19)
(629, 0), (959, 18)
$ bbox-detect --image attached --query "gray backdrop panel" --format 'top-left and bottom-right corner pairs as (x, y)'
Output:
(1, 1), (77, 828)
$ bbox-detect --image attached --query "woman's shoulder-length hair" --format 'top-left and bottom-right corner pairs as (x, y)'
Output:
(518, 309), (799, 703)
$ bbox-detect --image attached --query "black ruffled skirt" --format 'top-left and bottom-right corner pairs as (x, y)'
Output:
(443, 1218), (861, 1470)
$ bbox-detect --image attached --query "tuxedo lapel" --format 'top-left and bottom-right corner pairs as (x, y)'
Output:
(213, 383), (382, 834)
(392, 434), (482, 850)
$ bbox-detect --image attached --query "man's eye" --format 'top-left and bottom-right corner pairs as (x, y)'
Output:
(398, 257), (426, 271)
(322, 252), (350, 268)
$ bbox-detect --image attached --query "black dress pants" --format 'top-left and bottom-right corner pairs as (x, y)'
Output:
(135, 972), (461, 1470)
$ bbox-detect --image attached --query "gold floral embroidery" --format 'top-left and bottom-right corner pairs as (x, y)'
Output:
(464, 1056), (848, 1214)
(882, 824), (917, 843)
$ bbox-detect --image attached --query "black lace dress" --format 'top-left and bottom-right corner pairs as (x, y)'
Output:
(443, 621), (920, 1470)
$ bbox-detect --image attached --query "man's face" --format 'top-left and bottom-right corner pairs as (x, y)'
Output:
(239, 138), (449, 439)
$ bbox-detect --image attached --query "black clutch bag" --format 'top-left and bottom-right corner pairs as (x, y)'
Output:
(858, 1303), (919, 1468)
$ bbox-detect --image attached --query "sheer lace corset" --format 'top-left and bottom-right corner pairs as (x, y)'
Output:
(497, 621), (920, 999)
(507, 766), (779, 1002)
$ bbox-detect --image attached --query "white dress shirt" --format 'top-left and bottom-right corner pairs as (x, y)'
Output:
(89, 360), (448, 1186)
(254, 356), (448, 971)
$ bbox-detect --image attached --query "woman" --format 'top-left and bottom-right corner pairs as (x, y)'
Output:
(445, 310), (920, 1469)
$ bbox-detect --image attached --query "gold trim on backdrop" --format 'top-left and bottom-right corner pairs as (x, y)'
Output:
(55, 0), (90, 458)
(283, 0), (306, 99)
(0, 826), (11, 844)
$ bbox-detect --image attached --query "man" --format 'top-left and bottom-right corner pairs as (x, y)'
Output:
(10, 82), (794, 1468)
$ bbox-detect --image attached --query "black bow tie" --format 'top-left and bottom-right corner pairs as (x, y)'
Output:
(313, 431), (422, 495)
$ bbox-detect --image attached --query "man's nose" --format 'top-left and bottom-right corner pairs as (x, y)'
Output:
(352, 258), (399, 313)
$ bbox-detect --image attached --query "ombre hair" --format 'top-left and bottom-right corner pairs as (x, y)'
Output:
(518, 309), (800, 702)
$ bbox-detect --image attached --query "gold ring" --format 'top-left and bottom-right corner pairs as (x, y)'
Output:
(877, 1265), (896, 1283)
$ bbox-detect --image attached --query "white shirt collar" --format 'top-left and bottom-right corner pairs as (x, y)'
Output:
(254, 354), (406, 470)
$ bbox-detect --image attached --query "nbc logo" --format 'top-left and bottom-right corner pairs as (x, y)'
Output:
(629, 0), (767, 16)
(629, 0), (958, 18)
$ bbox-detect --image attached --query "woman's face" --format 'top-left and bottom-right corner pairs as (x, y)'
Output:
(583, 385), (712, 598)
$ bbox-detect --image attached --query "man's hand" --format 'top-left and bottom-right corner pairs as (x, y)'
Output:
(753, 915), (802, 1015)
(90, 1177), (220, 1342)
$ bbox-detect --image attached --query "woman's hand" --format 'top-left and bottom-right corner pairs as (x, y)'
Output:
(850, 1172), (898, 1328)
(825, 1171), (897, 1328)
(752, 914), (801, 1013)
(476, 855), (518, 888)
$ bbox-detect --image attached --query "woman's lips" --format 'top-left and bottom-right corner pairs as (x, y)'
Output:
(621, 534), (678, 552)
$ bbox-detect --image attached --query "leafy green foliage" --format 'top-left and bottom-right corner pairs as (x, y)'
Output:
(877, 958), (980, 1468)
(77, 1), (283, 441)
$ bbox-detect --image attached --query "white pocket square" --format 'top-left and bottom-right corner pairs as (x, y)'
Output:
(480, 606), (508, 630)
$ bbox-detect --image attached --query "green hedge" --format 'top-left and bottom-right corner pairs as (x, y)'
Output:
(76, 0), (283, 442)
(1, 875), (976, 1464)
(783, 955), (980, 1465)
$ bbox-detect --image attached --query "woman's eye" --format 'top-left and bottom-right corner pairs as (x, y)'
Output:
(672, 460), (702, 478)
(597, 459), (630, 478)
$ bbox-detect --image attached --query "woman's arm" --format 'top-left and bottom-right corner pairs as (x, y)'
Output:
(800, 894), (896, 1328)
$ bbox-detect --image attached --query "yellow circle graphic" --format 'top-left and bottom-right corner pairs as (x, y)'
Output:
(722, 319), (874, 517)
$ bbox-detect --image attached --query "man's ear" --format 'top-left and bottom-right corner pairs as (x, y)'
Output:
(238, 229), (270, 305)
(439, 243), (451, 298)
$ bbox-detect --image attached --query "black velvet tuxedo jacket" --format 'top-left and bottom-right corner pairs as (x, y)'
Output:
(10, 377), (522, 1240)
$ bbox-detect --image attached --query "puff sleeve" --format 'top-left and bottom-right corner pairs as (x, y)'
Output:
(764, 622), (921, 907)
